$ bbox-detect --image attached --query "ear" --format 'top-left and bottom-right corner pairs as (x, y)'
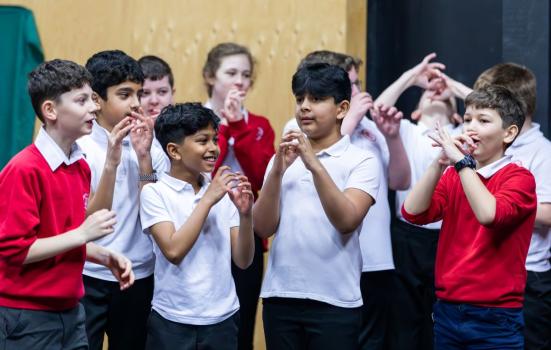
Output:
(336, 100), (350, 121)
(41, 100), (57, 123)
(166, 142), (181, 161)
(204, 73), (216, 87)
(503, 124), (519, 145)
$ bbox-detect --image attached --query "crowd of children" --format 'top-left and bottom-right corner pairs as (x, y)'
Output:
(0, 41), (549, 350)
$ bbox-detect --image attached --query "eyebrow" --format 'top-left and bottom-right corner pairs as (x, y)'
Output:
(116, 87), (137, 94)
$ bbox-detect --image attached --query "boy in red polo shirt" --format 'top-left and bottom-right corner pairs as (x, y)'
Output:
(0, 59), (135, 349)
(402, 85), (537, 349)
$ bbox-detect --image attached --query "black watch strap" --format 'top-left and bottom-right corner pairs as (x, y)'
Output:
(454, 154), (476, 172)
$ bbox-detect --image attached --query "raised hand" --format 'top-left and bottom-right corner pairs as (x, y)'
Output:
(220, 88), (246, 123)
(204, 166), (238, 205)
(272, 131), (300, 175)
(105, 116), (134, 168)
(228, 174), (254, 215)
(280, 130), (320, 171)
(348, 92), (373, 120)
(405, 52), (446, 89)
(77, 209), (117, 242)
(372, 103), (404, 139)
(129, 110), (154, 159)
(428, 122), (477, 165)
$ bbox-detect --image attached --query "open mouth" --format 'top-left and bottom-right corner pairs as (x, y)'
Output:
(203, 155), (218, 163)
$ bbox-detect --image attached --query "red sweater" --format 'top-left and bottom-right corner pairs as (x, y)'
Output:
(214, 111), (275, 199)
(0, 145), (90, 311)
(402, 163), (536, 308)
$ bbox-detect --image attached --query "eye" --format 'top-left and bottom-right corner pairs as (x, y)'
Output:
(118, 92), (129, 99)
(213, 137), (219, 145)
(141, 90), (151, 97)
(158, 89), (168, 96)
(243, 72), (252, 79)
(226, 70), (237, 76)
(295, 96), (304, 104)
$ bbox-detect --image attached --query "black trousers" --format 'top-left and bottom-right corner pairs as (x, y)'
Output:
(232, 235), (264, 350)
(0, 303), (88, 350)
(387, 219), (439, 350)
(263, 297), (361, 350)
(359, 270), (396, 350)
(145, 310), (239, 350)
(82, 274), (154, 350)
(524, 269), (551, 350)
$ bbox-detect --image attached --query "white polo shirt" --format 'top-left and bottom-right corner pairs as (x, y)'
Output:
(260, 135), (380, 308)
(140, 173), (240, 325)
(350, 118), (395, 272)
(505, 123), (551, 272)
(78, 121), (168, 281)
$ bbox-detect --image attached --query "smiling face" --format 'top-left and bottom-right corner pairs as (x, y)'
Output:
(140, 76), (174, 120)
(294, 94), (348, 141)
(207, 54), (252, 100)
(97, 81), (141, 131)
(49, 84), (98, 139)
(463, 106), (518, 167)
(168, 123), (220, 176)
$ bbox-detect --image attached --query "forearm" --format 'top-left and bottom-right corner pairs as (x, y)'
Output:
(385, 135), (411, 190)
(341, 112), (365, 136)
(252, 170), (282, 238)
(86, 165), (117, 215)
(137, 154), (154, 191)
(310, 162), (365, 234)
(163, 199), (213, 264)
(449, 79), (472, 100)
(375, 71), (413, 107)
(535, 203), (551, 227)
(86, 242), (111, 265)
(232, 213), (254, 269)
(404, 159), (443, 214)
(458, 168), (496, 225)
(24, 229), (85, 264)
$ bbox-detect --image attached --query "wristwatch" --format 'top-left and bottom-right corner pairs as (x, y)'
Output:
(454, 154), (476, 172)
(139, 170), (157, 182)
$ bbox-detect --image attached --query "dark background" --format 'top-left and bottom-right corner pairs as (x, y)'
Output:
(366, 0), (550, 137)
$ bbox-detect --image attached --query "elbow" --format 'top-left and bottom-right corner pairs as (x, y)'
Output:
(164, 250), (185, 266)
(335, 218), (363, 235)
(476, 210), (496, 226)
(389, 176), (410, 191)
(234, 255), (254, 270)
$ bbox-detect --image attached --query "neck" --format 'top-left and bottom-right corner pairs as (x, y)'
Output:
(309, 130), (343, 153)
(419, 113), (450, 130)
(475, 152), (504, 169)
(519, 117), (533, 136)
(44, 126), (76, 157)
(207, 95), (225, 118)
(169, 164), (203, 193)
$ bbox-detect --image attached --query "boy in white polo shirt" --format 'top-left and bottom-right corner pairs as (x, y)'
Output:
(254, 63), (380, 350)
(140, 103), (255, 350)
(78, 50), (168, 350)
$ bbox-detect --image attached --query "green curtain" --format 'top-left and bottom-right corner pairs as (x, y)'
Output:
(0, 6), (44, 169)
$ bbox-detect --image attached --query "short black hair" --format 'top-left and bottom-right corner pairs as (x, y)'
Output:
(155, 103), (220, 156)
(28, 59), (92, 123)
(292, 63), (351, 103)
(138, 55), (174, 88)
(85, 50), (144, 100)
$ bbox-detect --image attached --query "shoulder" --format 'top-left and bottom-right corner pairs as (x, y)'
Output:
(2, 146), (47, 177)
(498, 163), (535, 186)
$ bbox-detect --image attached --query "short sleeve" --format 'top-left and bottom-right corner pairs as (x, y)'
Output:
(152, 139), (170, 175)
(140, 184), (173, 232)
(0, 165), (40, 265)
(532, 153), (551, 203)
(345, 154), (380, 203)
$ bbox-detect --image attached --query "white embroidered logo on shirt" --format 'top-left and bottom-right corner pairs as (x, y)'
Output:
(83, 193), (89, 209)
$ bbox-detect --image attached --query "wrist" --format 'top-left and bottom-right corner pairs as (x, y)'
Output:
(454, 154), (476, 172)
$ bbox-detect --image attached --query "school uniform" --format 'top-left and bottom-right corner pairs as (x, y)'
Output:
(77, 121), (168, 350)
(261, 135), (380, 350)
(0, 128), (90, 349)
(402, 157), (537, 349)
(505, 123), (551, 350)
(140, 173), (240, 350)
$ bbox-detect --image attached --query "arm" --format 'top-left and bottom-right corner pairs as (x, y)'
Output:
(535, 203), (551, 227)
(283, 131), (375, 234)
(372, 104), (411, 190)
(147, 167), (238, 265)
(341, 92), (373, 136)
(86, 242), (134, 290)
(375, 53), (445, 107)
(86, 117), (134, 214)
(228, 174), (255, 269)
(253, 136), (299, 238)
(403, 158), (445, 215)
(24, 209), (117, 264)
(130, 111), (156, 191)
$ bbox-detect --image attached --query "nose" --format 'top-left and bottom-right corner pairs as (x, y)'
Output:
(300, 98), (311, 112)
(130, 94), (140, 111)
(149, 93), (159, 105)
